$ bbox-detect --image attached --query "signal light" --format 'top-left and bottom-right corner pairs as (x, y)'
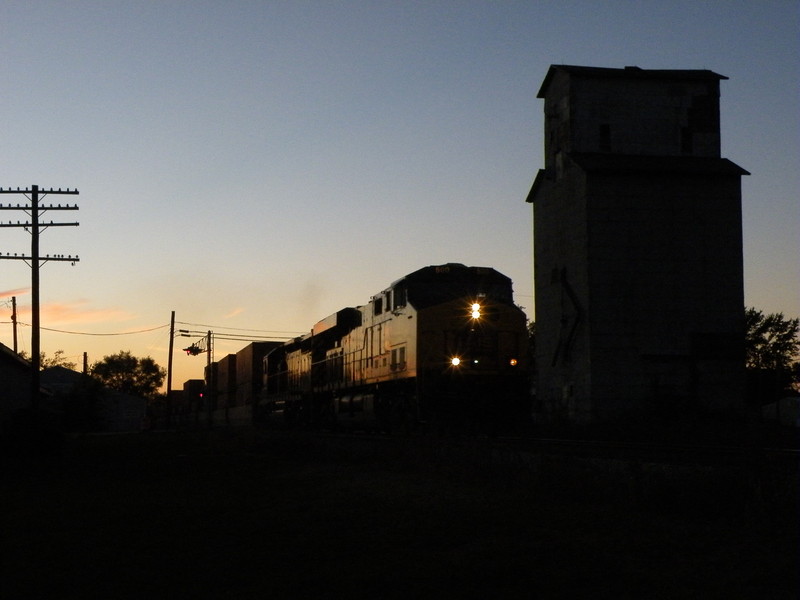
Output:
(183, 344), (203, 356)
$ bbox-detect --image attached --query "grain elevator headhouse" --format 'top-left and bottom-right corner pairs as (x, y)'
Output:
(526, 65), (748, 429)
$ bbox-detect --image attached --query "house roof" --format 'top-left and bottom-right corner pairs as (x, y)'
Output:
(0, 341), (31, 371)
(537, 64), (728, 98)
(40, 365), (85, 390)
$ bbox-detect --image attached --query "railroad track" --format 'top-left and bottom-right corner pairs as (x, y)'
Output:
(277, 425), (800, 469)
(494, 435), (800, 467)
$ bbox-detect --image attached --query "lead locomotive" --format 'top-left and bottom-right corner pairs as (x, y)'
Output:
(258, 264), (530, 433)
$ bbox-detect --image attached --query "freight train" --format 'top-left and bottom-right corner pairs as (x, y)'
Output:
(256, 264), (530, 433)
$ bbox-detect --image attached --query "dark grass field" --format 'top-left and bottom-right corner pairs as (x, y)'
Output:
(3, 428), (797, 599)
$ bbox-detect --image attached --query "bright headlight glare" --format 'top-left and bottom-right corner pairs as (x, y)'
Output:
(451, 357), (461, 366)
(471, 303), (481, 319)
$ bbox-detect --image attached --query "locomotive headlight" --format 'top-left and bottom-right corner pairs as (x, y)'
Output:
(450, 357), (461, 366)
(471, 303), (482, 319)
(509, 358), (518, 366)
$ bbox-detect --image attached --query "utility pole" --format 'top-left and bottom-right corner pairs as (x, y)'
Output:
(206, 330), (213, 428)
(166, 311), (175, 429)
(1, 185), (80, 410)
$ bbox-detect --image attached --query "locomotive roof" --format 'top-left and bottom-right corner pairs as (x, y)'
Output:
(387, 264), (515, 309)
(269, 264), (516, 352)
(389, 263), (510, 288)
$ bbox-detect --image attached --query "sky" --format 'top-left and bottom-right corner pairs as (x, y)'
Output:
(1, 1), (798, 390)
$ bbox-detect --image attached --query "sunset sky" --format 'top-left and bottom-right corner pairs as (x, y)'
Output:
(1, 1), (798, 389)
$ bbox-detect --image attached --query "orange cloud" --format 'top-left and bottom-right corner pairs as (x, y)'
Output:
(224, 307), (245, 319)
(14, 300), (136, 325)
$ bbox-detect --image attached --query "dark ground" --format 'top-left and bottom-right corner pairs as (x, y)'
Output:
(3, 428), (797, 599)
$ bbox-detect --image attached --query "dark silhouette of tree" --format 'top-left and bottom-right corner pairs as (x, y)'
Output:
(42, 349), (78, 370)
(745, 308), (799, 401)
(18, 349), (78, 371)
(745, 308), (799, 372)
(527, 320), (536, 370)
(90, 351), (166, 400)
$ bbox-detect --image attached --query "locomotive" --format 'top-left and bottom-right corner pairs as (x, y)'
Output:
(257, 263), (530, 433)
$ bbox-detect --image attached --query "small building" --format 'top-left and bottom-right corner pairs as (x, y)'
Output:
(96, 390), (147, 432)
(40, 366), (146, 433)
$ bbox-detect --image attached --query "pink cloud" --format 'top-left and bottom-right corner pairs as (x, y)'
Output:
(224, 307), (245, 319)
(0, 287), (30, 300)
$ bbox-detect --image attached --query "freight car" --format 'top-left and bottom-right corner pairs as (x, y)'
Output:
(257, 264), (530, 433)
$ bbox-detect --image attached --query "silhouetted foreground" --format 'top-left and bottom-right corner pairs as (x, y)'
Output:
(3, 429), (797, 599)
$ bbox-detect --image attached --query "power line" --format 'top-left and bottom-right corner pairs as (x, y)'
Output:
(204, 334), (293, 342)
(5, 321), (170, 336)
(175, 320), (303, 335)
(3, 319), (297, 338)
(178, 329), (293, 342)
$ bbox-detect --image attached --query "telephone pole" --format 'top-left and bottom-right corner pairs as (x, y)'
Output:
(11, 295), (18, 353)
(1, 185), (80, 409)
